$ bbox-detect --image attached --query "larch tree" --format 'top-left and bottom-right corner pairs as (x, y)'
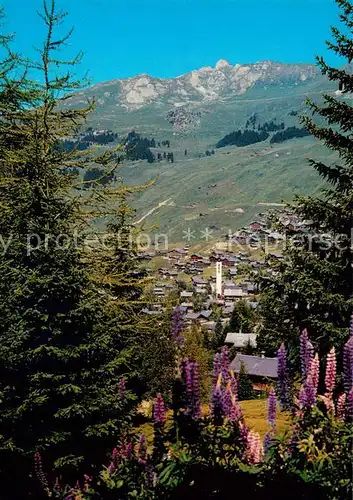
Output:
(0, 1), (163, 495)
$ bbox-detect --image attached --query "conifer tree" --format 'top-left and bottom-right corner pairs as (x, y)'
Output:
(0, 1), (154, 494)
(258, 0), (353, 359)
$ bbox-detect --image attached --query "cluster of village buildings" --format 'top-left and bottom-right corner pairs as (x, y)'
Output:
(137, 210), (310, 386)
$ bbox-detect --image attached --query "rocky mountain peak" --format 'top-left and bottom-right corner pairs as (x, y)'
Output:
(215, 59), (232, 70)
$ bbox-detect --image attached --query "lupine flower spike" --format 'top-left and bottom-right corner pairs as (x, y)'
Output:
(343, 337), (353, 393)
(336, 393), (346, 421)
(153, 393), (166, 425)
(346, 388), (353, 422)
(300, 329), (314, 378)
(277, 343), (290, 409)
(172, 306), (184, 345)
(325, 347), (336, 394)
(118, 378), (126, 400)
(308, 353), (320, 396)
(34, 452), (49, 490)
(246, 430), (264, 464)
(268, 388), (277, 429)
(137, 434), (148, 465)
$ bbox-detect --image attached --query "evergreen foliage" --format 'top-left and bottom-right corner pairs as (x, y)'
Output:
(270, 125), (310, 144)
(238, 361), (256, 401)
(258, 0), (353, 359)
(0, 2), (160, 494)
(228, 300), (256, 333)
(216, 129), (269, 148)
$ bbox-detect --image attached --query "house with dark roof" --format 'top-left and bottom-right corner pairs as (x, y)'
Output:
(230, 354), (277, 379)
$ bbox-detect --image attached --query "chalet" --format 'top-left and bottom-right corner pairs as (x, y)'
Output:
(153, 287), (165, 296)
(224, 333), (257, 348)
(190, 253), (203, 262)
(184, 310), (212, 323)
(230, 354), (277, 379)
(192, 277), (208, 288)
(249, 221), (263, 232)
(184, 312), (200, 322)
(222, 304), (235, 316)
(180, 302), (194, 311)
(223, 256), (239, 267)
(223, 282), (244, 299)
(229, 267), (238, 277)
(202, 321), (217, 332)
(269, 253), (283, 260)
(198, 310), (212, 322)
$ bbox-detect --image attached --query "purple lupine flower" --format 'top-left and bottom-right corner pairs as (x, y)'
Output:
(264, 431), (272, 454)
(185, 360), (193, 396)
(145, 465), (156, 489)
(191, 362), (201, 419)
(221, 384), (233, 418)
(137, 434), (148, 465)
(350, 314), (353, 338)
(34, 452), (49, 490)
(277, 343), (290, 409)
(267, 388), (277, 429)
(230, 370), (238, 401)
(308, 354), (320, 396)
(183, 360), (201, 419)
(240, 421), (249, 443)
(213, 353), (221, 389)
(171, 306), (184, 345)
(336, 393), (346, 421)
(118, 378), (126, 400)
(343, 337), (353, 394)
(220, 346), (230, 385)
(124, 442), (134, 460)
(346, 388), (353, 422)
(212, 375), (223, 417)
(229, 401), (242, 421)
(299, 377), (316, 410)
(325, 347), (336, 394)
(300, 329), (314, 378)
(153, 393), (166, 425)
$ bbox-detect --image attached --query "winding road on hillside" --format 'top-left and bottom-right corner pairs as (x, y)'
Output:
(134, 198), (173, 225)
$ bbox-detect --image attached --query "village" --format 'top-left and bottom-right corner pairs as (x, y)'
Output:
(138, 209), (310, 388)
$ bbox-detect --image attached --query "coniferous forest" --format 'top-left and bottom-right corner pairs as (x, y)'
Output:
(0, 1), (352, 499)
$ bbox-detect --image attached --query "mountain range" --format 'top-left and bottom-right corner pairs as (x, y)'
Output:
(67, 60), (342, 242)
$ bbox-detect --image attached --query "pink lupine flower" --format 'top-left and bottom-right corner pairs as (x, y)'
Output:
(246, 430), (264, 464)
(325, 347), (336, 394)
(336, 393), (346, 421)
(153, 393), (166, 425)
(118, 378), (126, 399)
(308, 353), (320, 396)
(34, 452), (49, 490)
(319, 393), (335, 415)
(343, 337), (353, 393)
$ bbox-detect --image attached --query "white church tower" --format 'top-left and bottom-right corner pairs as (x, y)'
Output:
(216, 261), (222, 298)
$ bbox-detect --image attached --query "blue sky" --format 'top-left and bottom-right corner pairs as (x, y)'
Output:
(1, 0), (341, 83)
